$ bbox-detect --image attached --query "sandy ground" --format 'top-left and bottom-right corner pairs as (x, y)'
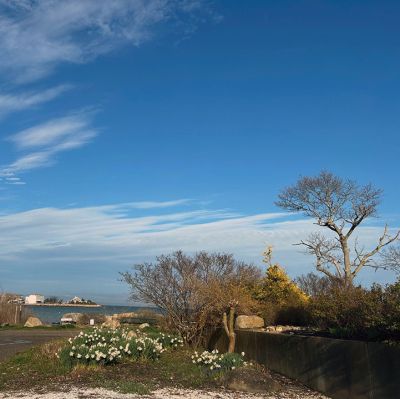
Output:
(0, 387), (330, 399)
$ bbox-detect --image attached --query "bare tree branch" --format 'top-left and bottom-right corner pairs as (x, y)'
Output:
(380, 246), (400, 273)
(297, 233), (342, 279)
(121, 251), (260, 346)
(277, 171), (399, 284)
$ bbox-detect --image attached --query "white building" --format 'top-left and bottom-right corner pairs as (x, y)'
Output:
(69, 296), (82, 304)
(25, 294), (45, 304)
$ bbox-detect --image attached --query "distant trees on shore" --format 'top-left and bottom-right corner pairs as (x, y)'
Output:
(44, 296), (63, 304)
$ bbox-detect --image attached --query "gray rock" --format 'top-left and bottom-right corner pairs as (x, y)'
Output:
(224, 368), (282, 393)
(62, 313), (85, 324)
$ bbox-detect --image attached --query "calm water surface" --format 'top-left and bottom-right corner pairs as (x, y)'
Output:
(25, 305), (155, 324)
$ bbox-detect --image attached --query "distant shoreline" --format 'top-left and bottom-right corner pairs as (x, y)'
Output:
(24, 303), (102, 308)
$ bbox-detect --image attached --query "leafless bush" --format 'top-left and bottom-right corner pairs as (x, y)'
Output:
(0, 296), (27, 325)
(295, 272), (343, 297)
(121, 251), (260, 347)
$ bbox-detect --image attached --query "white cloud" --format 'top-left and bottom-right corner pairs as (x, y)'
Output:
(0, 85), (71, 118)
(0, 205), (289, 261)
(114, 199), (193, 209)
(1, 112), (98, 177)
(0, 0), (212, 82)
(0, 202), (397, 303)
(8, 113), (95, 150)
(0, 202), (396, 273)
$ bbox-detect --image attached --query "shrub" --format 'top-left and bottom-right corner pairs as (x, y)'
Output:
(308, 280), (400, 340)
(121, 251), (261, 346)
(381, 280), (400, 335)
(253, 264), (308, 304)
(0, 299), (28, 325)
(252, 264), (309, 325)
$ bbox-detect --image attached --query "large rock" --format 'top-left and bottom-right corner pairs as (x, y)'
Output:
(235, 315), (264, 330)
(223, 368), (282, 393)
(24, 316), (43, 327)
(126, 330), (137, 339)
(102, 316), (121, 329)
(62, 313), (85, 324)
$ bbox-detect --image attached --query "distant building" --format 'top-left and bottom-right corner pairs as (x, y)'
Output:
(25, 294), (45, 304)
(8, 296), (24, 304)
(67, 296), (97, 305)
(69, 296), (83, 304)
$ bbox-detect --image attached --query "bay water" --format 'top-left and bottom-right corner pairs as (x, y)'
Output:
(25, 305), (154, 324)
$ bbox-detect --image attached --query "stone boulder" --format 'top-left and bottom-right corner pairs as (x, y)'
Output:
(138, 323), (150, 330)
(24, 316), (43, 327)
(102, 316), (121, 329)
(126, 330), (137, 339)
(223, 368), (282, 394)
(62, 313), (85, 324)
(235, 315), (264, 330)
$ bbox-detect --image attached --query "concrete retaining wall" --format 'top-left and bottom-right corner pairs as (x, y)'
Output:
(208, 329), (400, 399)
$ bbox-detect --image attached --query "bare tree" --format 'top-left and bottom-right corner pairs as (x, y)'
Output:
(381, 246), (400, 273)
(276, 171), (400, 285)
(295, 272), (339, 297)
(121, 251), (260, 348)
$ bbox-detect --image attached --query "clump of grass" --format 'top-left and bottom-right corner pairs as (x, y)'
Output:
(191, 349), (245, 375)
(98, 380), (151, 395)
(0, 340), (70, 391)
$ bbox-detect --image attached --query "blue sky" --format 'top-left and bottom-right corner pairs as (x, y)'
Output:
(0, 0), (399, 304)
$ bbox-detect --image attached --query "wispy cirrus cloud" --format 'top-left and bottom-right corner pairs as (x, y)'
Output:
(0, 0), (213, 82)
(0, 1), (214, 184)
(0, 84), (71, 118)
(1, 112), (98, 180)
(0, 202), (396, 303)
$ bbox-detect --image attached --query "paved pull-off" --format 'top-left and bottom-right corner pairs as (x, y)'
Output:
(0, 329), (77, 362)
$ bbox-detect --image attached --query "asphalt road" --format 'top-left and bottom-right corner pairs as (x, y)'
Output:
(0, 329), (77, 362)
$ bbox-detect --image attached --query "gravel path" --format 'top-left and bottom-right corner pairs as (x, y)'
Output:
(0, 387), (330, 399)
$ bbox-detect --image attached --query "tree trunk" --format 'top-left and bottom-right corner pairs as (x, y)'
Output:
(223, 305), (236, 353)
(340, 237), (353, 286)
(228, 331), (236, 353)
(228, 305), (236, 353)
